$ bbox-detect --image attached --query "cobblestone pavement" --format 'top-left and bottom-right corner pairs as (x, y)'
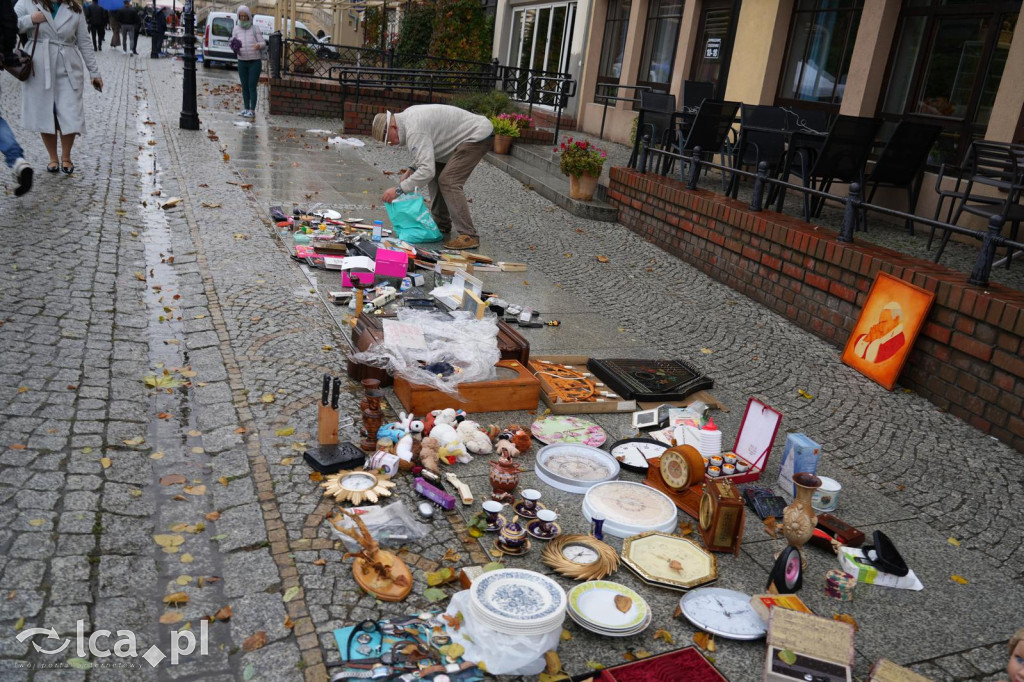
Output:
(1, 44), (1021, 682)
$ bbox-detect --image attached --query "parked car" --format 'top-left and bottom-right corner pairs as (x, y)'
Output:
(203, 11), (320, 68)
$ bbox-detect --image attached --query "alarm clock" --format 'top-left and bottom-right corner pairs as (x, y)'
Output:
(698, 478), (745, 555)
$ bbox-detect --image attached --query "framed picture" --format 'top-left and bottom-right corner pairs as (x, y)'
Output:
(841, 272), (935, 390)
(461, 290), (487, 320)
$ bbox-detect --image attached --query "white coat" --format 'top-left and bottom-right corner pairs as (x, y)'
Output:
(14, 0), (100, 135)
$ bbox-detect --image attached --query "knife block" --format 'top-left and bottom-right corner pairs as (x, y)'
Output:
(317, 403), (339, 445)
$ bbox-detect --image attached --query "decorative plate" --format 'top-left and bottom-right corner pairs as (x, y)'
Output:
(568, 581), (648, 630)
(566, 608), (652, 637)
(471, 569), (566, 625)
(535, 443), (620, 494)
(621, 531), (718, 591)
(526, 519), (562, 540)
(582, 481), (677, 538)
(540, 534), (619, 581)
(531, 416), (607, 447)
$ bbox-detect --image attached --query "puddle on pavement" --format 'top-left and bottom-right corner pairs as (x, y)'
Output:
(134, 91), (236, 669)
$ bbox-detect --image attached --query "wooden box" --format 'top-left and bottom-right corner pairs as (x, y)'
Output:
(346, 312), (531, 388)
(717, 397), (783, 485)
(393, 360), (540, 414)
(528, 355), (636, 414)
(698, 478), (745, 555)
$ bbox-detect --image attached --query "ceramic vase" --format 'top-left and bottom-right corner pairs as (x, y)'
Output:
(489, 451), (521, 504)
(359, 379), (383, 452)
(781, 472), (822, 560)
(569, 173), (599, 201)
(493, 134), (513, 155)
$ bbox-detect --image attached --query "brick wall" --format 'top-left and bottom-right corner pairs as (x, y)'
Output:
(608, 167), (1024, 453)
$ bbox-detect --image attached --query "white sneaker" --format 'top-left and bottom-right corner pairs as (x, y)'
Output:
(244, 110), (255, 118)
(12, 158), (32, 197)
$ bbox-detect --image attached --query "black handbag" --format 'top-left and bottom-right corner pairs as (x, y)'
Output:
(5, 25), (39, 82)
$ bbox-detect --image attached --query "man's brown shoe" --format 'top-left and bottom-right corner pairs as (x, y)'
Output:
(443, 234), (480, 250)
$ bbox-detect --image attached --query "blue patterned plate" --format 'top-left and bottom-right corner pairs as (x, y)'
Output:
(470, 569), (567, 628)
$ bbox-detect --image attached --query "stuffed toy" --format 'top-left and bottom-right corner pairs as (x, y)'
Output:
(377, 412), (419, 442)
(428, 422), (459, 448)
(457, 420), (493, 455)
(418, 437), (440, 473)
(438, 440), (470, 465)
(507, 424), (531, 453)
(494, 437), (519, 459)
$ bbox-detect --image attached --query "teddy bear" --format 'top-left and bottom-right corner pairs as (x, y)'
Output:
(418, 437), (440, 473)
(456, 420), (493, 455)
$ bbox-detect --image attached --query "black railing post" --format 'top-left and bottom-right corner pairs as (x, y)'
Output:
(838, 182), (862, 243)
(686, 147), (702, 190)
(969, 215), (1005, 287)
(638, 134), (650, 174)
(750, 161), (768, 212)
(491, 58), (500, 90)
(269, 31), (282, 78)
(387, 47), (395, 69)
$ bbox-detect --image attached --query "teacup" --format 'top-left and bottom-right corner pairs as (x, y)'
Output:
(536, 509), (558, 536)
(707, 466), (721, 477)
(721, 463), (736, 476)
(482, 500), (504, 526)
(709, 455), (723, 468)
(723, 453), (737, 465)
(735, 459), (750, 473)
(520, 489), (541, 513)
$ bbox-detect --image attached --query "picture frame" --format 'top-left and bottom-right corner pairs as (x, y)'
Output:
(840, 272), (935, 390)
(461, 289), (487, 320)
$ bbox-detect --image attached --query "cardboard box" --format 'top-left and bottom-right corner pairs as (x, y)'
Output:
(778, 433), (821, 496)
(869, 659), (932, 682)
(374, 248), (408, 279)
(838, 548), (924, 591)
(393, 360), (540, 414)
(765, 609), (854, 682)
(528, 356), (636, 414)
(750, 593), (813, 623)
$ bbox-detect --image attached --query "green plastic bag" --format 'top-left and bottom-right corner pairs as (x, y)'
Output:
(385, 194), (442, 243)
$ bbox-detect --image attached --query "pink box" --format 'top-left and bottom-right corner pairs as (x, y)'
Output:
(342, 270), (375, 287)
(374, 248), (409, 279)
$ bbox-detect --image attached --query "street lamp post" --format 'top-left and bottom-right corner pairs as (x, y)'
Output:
(179, 0), (200, 130)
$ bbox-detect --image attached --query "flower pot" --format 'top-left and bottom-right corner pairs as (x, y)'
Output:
(569, 173), (600, 201)
(493, 134), (513, 155)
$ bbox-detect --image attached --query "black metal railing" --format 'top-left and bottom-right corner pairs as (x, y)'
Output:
(632, 135), (1024, 288)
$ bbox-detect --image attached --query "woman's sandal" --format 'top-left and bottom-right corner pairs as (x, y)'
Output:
(61, 161), (74, 175)
(46, 163), (59, 173)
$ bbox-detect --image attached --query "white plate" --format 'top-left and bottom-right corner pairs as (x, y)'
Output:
(534, 443), (620, 494)
(567, 581), (648, 630)
(567, 608), (652, 638)
(470, 569), (567, 629)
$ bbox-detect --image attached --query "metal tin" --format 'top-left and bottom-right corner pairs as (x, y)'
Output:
(812, 476), (841, 512)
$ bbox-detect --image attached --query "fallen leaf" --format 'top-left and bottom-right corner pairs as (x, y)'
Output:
(160, 474), (186, 486)
(161, 197), (183, 209)
(693, 631), (716, 652)
(9, 444), (26, 450)
(159, 612), (184, 625)
(243, 663), (255, 680)
(586, 661), (605, 671)
(234, 427), (246, 434)
(154, 534), (185, 549)
(438, 643), (465, 660)
(423, 587), (446, 603)
(17, 386), (29, 393)
(284, 615), (295, 629)
(184, 485), (206, 496)
(190, 447), (205, 455)
(123, 437), (145, 446)
(951, 574), (968, 585)
(282, 586), (300, 602)
(180, 553), (194, 564)
(100, 457), (112, 469)
(623, 648), (652, 661)
(678, 521), (694, 536)
(157, 412), (172, 420)
(426, 567), (455, 587)
(279, 457), (294, 466)
(653, 628), (674, 644)
(176, 575), (192, 586)
(205, 511), (221, 522)
(833, 613), (858, 631)
(242, 631), (267, 652)
(163, 592), (189, 605)
(777, 649), (797, 665)
(947, 537), (960, 547)
(130, 489), (142, 498)
(67, 658), (93, 670)
(797, 389), (814, 400)
(214, 605), (232, 621)
(442, 612), (463, 631)
(309, 471), (323, 482)
(28, 519), (46, 527)
(14, 616), (24, 630)
(134, 271), (146, 281)
(150, 452), (164, 460)
(596, 255), (610, 263)
(763, 516), (778, 539)
(560, 629), (572, 641)
(261, 393), (275, 403)
(312, 558), (326, 567)
(442, 548), (461, 563)
(275, 426), (295, 437)
(614, 595), (632, 613)
(188, 430), (202, 438)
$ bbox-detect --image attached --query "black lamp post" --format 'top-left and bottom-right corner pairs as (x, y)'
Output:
(179, 0), (200, 130)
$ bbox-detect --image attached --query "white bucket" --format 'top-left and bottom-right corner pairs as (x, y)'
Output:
(812, 476), (841, 512)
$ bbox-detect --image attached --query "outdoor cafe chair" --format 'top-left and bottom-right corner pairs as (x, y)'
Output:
(930, 140), (1024, 268)
(670, 99), (741, 181)
(675, 80), (716, 142)
(628, 91), (677, 169)
(782, 107), (829, 136)
(776, 114), (883, 223)
(727, 104), (788, 199)
(864, 120), (943, 235)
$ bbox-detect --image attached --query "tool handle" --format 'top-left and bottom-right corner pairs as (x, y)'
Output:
(331, 377), (341, 409)
(321, 374), (331, 406)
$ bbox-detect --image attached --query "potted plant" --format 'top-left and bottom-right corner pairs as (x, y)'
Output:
(498, 112), (533, 131)
(291, 44), (316, 74)
(556, 138), (607, 201)
(489, 115), (520, 154)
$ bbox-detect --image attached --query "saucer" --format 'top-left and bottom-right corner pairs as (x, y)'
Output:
(514, 501), (547, 519)
(493, 538), (532, 556)
(485, 514), (508, 533)
(526, 519), (562, 540)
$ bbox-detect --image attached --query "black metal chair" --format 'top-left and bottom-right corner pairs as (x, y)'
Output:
(728, 104), (788, 199)
(777, 114), (883, 223)
(673, 99), (741, 182)
(628, 91), (677, 169)
(865, 120), (943, 235)
(931, 141), (1024, 268)
(676, 80), (716, 141)
(783, 107), (829, 135)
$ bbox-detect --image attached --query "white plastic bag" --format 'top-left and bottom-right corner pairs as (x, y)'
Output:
(444, 590), (562, 676)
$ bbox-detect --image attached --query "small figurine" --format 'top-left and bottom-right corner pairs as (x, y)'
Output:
(494, 437), (519, 459)
(506, 424), (531, 453)
(359, 380), (384, 452)
(330, 508), (412, 602)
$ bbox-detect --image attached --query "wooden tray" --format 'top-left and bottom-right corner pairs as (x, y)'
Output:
(393, 360), (540, 414)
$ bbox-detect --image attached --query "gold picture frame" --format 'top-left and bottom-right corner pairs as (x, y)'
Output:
(541, 534), (619, 581)
(621, 531), (718, 591)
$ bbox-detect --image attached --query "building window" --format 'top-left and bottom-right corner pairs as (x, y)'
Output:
(595, 0), (631, 102)
(879, 0), (1020, 166)
(506, 2), (577, 107)
(777, 0), (864, 110)
(636, 0), (684, 92)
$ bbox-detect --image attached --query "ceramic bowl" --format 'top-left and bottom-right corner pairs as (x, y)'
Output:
(710, 455), (723, 467)
(707, 466), (721, 478)
(735, 459), (750, 473)
(721, 463), (735, 475)
(723, 453), (737, 465)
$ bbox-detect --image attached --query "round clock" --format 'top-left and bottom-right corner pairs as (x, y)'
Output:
(659, 445), (704, 491)
(679, 587), (767, 640)
(608, 438), (668, 474)
(321, 470), (396, 505)
(699, 489), (714, 531)
(541, 534), (619, 581)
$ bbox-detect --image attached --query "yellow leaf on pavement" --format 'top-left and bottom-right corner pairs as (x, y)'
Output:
(951, 575), (968, 584)
(159, 612), (184, 625)
(275, 427), (295, 437)
(100, 458), (112, 469)
(163, 592), (188, 605)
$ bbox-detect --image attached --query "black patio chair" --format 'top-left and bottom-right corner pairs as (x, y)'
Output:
(783, 107), (829, 135)
(672, 99), (741, 181)
(728, 104), (788, 199)
(931, 141), (1024, 268)
(777, 114), (883, 223)
(865, 120), (942, 235)
(676, 80), (716, 141)
(629, 91), (677, 169)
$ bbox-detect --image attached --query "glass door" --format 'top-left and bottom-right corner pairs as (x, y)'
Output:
(690, 0), (738, 98)
(507, 2), (577, 106)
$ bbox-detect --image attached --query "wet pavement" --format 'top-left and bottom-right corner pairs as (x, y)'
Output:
(0, 43), (1020, 682)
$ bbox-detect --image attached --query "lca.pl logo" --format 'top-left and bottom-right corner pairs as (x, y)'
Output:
(16, 620), (210, 667)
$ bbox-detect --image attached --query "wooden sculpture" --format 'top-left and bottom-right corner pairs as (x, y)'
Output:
(330, 508), (412, 602)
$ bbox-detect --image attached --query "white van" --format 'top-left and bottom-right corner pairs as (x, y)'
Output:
(203, 12), (319, 68)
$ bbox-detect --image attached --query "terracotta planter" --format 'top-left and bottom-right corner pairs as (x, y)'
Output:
(493, 134), (514, 155)
(569, 173), (600, 201)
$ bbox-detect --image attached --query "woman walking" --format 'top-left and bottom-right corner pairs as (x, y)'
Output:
(15, 0), (102, 174)
(229, 5), (263, 118)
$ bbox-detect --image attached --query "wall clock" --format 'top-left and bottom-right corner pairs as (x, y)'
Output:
(679, 587), (767, 640)
(540, 534), (619, 581)
(621, 531), (717, 591)
(321, 470), (396, 505)
(609, 438), (668, 474)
